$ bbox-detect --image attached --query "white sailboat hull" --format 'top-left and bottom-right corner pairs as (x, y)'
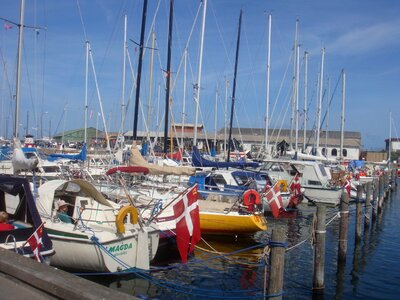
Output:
(48, 227), (159, 272)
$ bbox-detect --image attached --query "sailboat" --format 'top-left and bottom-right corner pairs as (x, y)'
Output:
(0, 0), (55, 261)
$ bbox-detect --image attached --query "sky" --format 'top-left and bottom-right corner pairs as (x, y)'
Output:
(1, 0), (400, 150)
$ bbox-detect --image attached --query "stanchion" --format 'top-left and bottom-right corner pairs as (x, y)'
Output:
(313, 204), (326, 293)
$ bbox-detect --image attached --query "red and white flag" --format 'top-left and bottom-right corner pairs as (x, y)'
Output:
(265, 182), (283, 219)
(4, 23), (13, 30)
(343, 178), (351, 197)
(27, 223), (44, 262)
(289, 173), (301, 195)
(173, 185), (201, 263)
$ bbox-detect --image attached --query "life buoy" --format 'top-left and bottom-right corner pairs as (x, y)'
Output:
(243, 189), (261, 207)
(116, 206), (139, 234)
(277, 179), (288, 192)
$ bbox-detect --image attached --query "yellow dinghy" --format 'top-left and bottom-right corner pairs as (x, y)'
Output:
(198, 199), (267, 235)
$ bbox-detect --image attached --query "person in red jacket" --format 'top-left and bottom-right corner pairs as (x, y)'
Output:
(0, 211), (15, 231)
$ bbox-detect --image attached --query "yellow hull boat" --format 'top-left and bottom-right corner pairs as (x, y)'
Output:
(200, 212), (267, 235)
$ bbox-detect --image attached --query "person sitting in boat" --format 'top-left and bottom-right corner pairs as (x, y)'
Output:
(0, 211), (15, 231)
(55, 199), (84, 224)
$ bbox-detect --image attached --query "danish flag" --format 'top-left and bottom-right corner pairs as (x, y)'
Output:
(265, 182), (283, 219)
(27, 223), (44, 262)
(343, 178), (351, 197)
(289, 173), (301, 195)
(173, 185), (201, 263)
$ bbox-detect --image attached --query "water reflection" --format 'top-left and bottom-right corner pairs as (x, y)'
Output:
(81, 187), (400, 299)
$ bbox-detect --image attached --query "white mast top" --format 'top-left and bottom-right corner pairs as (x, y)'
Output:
(193, 0), (207, 147)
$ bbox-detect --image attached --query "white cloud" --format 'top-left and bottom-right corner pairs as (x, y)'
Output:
(327, 19), (400, 56)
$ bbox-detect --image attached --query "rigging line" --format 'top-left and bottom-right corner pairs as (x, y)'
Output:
(273, 87), (292, 153)
(76, 0), (88, 42)
(170, 2), (202, 95)
(22, 43), (38, 129)
(209, 0), (233, 71)
(271, 63), (292, 143)
(319, 72), (341, 130)
(238, 15), (267, 132)
(269, 51), (293, 137)
(143, 0), (161, 56)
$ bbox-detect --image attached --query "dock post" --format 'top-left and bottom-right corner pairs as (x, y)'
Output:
(385, 173), (390, 199)
(268, 227), (286, 300)
(364, 181), (372, 229)
(372, 178), (378, 221)
(378, 175), (384, 213)
(355, 185), (363, 241)
(338, 191), (349, 262)
(313, 204), (326, 293)
(391, 169), (395, 191)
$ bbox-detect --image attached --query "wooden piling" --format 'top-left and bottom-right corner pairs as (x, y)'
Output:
(364, 181), (372, 229)
(338, 191), (349, 262)
(313, 204), (326, 293)
(378, 175), (384, 213)
(372, 178), (378, 221)
(268, 227), (286, 300)
(355, 185), (363, 241)
(391, 169), (396, 191)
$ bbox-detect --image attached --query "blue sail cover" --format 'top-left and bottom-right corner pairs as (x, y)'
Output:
(191, 146), (259, 169)
(47, 143), (87, 161)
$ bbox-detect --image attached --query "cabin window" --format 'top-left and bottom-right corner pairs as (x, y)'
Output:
(318, 164), (328, 177)
(308, 180), (322, 186)
(233, 174), (253, 185)
(331, 148), (338, 156)
(322, 148), (326, 156)
(342, 149), (347, 157)
(213, 175), (227, 185)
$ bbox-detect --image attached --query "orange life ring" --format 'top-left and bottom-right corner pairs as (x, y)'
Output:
(243, 189), (261, 206)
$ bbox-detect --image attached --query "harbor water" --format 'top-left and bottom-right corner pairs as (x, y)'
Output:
(83, 186), (400, 299)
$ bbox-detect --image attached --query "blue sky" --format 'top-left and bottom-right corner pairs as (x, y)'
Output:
(1, 0), (399, 149)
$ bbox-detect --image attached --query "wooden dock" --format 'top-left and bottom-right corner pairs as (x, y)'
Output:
(0, 248), (137, 299)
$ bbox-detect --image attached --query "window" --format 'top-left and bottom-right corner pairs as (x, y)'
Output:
(342, 149), (347, 157)
(331, 148), (337, 156)
(213, 174), (227, 185)
(308, 180), (322, 186)
(322, 148), (326, 156)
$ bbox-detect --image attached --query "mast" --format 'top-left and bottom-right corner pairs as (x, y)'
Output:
(163, 0), (173, 154)
(181, 48), (187, 148)
(316, 48), (325, 153)
(14, 0), (25, 139)
(340, 69), (345, 160)
(133, 0), (148, 141)
(265, 13), (271, 154)
(193, 0), (207, 147)
(147, 31), (155, 135)
(289, 19), (299, 149)
(84, 40), (89, 144)
(227, 10), (243, 163)
(121, 14), (127, 144)
(25, 111), (29, 136)
(224, 79), (229, 156)
(294, 44), (300, 153)
(389, 111), (392, 162)
(214, 88), (218, 149)
(303, 51), (308, 152)
(325, 77), (330, 156)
